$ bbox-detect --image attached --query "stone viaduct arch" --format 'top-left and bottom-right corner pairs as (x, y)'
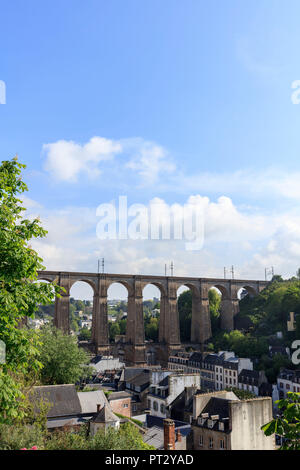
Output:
(37, 271), (268, 365)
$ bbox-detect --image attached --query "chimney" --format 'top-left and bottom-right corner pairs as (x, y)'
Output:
(176, 429), (182, 442)
(163, 419), (175, 450)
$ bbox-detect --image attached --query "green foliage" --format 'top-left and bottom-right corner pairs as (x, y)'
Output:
(0, 423), (45, 450)
(258, 353), (291, 384)
(144, 316), (159, 341)
(178, 289), (221, 342)
(114, 413), (144, 427)
(0, 158), (60, 424)
(178, 290), (192, 342)
(209, 289), (221, 334)
(0, 422), (154, 450)
(37, 325), (92, 385)
(238, 278), (300, 337)
(78, 327), (92, 341)
(261, 392), (300, 450)
(109, 321), (121, 341)
(225, 387), (256, 400)
(86, 423), (154, 450)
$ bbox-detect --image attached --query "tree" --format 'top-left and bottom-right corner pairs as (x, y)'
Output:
(0, 421), (155, 450)
(78, 327), (92, 341)
(271, 275), (283, 283)
(109, 321), (120, 342)
(37, 325), (92, 385)
(178, 290), (192, 342)
(0, 158), (60, 424)
(261, 392), (300, 450)
(209, 289), (221, 333)
(145, 317), (159, 341)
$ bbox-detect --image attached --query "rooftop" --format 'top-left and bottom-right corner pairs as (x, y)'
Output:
(30, 384), (82, 418)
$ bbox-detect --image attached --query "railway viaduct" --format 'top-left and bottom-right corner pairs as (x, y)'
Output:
(37, 271), (268, 365)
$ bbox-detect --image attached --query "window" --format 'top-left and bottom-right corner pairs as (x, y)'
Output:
(123, 403), (128, 408)
(153, 401), (158, 411)
(199, 435), (203, 447)
(160, 404), (165, 413)
(209, 437), (213, 449)
(220, 439), (225, 450)
(132, 404), (137, 411)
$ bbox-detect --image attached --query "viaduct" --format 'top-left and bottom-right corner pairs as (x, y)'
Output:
(37, 271), (268, 366)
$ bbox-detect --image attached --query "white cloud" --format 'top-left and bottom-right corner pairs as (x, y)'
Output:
(124, 138), (176, 185)
(24, 192), (300, 299)
(162, 168), (300, 202)
(43, 137), (122, 182)
(42, 135), (300, 203)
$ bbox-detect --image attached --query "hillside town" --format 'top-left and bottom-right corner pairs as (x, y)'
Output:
(2, 0), (300, 455)
(25, 336), (298, 450)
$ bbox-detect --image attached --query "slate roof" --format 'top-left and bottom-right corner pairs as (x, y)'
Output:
(91, 404), (119, 423)
(188, 352), (203, 363)
(77, 390), (108, 414)
(278, 369), (300, 383)
(158, 376), (169, 387)
(108, 391), (132, 401)
(120, 367), (147, 382)
(143, 426), (165, 449)
(126, 370), (150, 388)
(223, 360), (238, 370)
(31, 384), (82, 418)
(46, 416), (90, 429)
(201, 397), (230, 420)
(90, 355), (103, 364)
(238, 369), (259, 385)
(144, 416), (191, 449)
(203, 354), (223, 365)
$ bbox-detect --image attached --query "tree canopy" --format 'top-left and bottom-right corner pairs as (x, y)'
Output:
(262, 392), (300, 450)
(0, 158), (60, 423)
(37, 325), (92, 385)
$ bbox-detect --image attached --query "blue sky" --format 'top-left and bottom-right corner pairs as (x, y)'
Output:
(2, 0), (300, 298)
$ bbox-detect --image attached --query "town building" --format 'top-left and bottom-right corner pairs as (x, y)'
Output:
(143, 417), (190, 450)
(89, 404), (120, 436)
(238, 369), (268, 396)
(277, 369), (300, 398)
(189, 390), (275, 450)
(107, 391), (132, 418)
(147, 370), (200, 419)
(116, 367), (152, 415)
(30, 384), (113, 430)
(89, 355), (125, 376)
(168, 351), (254, 392)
